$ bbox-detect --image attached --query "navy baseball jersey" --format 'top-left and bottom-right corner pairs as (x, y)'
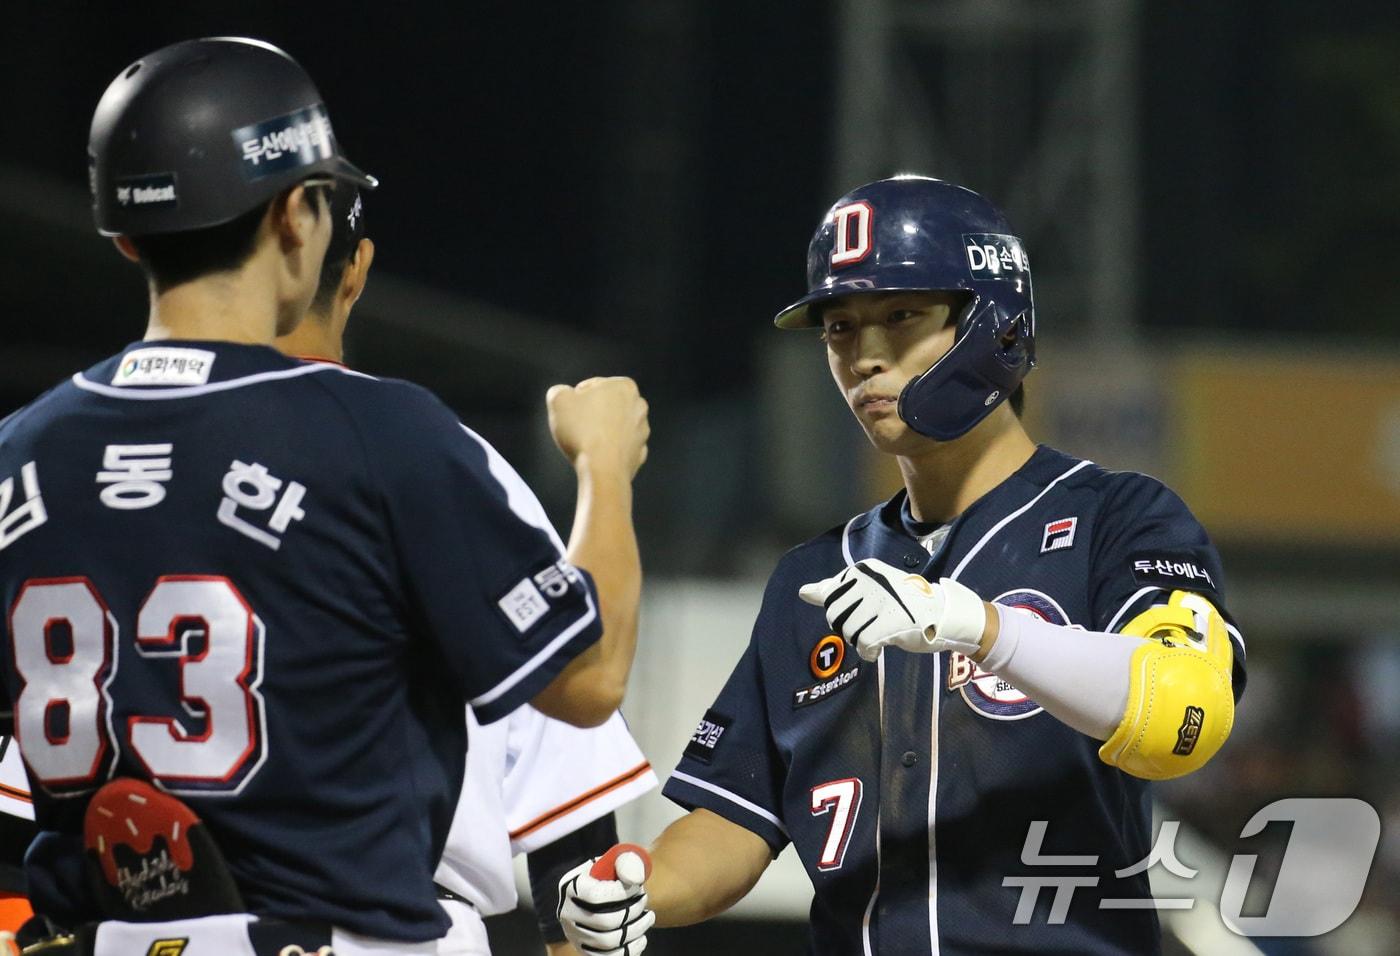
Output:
(664, 445), (1246, 955)
(0, 341), (601, 941)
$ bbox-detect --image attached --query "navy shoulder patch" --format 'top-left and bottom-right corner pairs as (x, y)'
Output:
(495, 559), (588, 636)
(683, 709), (731, 765)
(1129, 551), (1219, 594)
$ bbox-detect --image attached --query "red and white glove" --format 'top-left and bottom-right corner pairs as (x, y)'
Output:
(557, 844), (654, 956)
(799, 559), (987, 662)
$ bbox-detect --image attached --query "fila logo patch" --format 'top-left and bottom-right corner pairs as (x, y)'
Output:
(1040, 517), (1078, 553)
(830, 201), (873, 267)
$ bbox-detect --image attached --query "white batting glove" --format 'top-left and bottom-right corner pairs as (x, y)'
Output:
(798, 559), (988, 662)
(557, 849), (654, 956)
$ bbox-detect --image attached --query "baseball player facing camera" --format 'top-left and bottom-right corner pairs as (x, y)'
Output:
(560, 176), (1245, 955)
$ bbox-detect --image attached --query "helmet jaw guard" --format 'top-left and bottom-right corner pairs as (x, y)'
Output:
(775, 175), (1036, 442)
(898, 294), (1035, 440)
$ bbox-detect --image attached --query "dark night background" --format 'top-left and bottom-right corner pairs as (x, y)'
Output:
(5, 1), (1399, 578)
(2, 4), (1400, 952)
(6, 3), (1398, 389)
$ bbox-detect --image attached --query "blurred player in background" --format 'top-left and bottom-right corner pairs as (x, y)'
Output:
(558, 176), (1247, 955)
(275, 185), (659, 955)
(0, 741), (32, 936)
(0, 37), (649, 954)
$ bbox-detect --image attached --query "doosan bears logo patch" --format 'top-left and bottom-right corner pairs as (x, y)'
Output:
(946, 588), (1073, 720)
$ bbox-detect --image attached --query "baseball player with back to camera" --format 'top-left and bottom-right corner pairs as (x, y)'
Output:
(0, 37), (650, 955)
(273, 183), (660, 956)
(557, 176), (1246, 955)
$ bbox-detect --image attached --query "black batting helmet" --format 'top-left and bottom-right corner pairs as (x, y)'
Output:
(88, 37), (377, 238)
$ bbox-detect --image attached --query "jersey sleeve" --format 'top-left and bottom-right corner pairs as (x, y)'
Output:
(368, 383), (602, 723)
(1089, 474), (1247, 699)
(662, 577), (790, 853)
(502, 708), (656, 854)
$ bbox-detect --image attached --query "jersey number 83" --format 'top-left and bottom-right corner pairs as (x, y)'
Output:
(9, 575), (267, 797)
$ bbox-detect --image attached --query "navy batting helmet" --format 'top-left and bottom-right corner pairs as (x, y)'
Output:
(775, 175), (1035, 441)
(89, 37), (377, 238)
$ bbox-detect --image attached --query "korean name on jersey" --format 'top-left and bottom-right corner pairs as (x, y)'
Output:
(0, 342), (605, 942)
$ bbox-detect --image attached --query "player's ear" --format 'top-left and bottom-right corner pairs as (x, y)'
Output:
(272, 183), (320, 250)
(112, 235), (141, 264)
(341, 237), (375, 309)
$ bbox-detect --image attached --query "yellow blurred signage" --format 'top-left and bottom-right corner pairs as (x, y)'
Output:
(861, 345), (1400, 545)
(1174, 348), (1400, 544)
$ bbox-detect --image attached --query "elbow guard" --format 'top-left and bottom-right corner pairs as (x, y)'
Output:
(1098, 590), (1235, 781)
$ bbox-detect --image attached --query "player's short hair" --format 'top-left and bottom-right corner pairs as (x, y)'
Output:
(1009, 383), (1025, 418)
(128, 183), (329, 294)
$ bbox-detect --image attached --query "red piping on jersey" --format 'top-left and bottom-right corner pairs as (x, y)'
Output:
(0, 784), (30, 804)
(292, 356), (346, 367)
(508, 761), (652, 841)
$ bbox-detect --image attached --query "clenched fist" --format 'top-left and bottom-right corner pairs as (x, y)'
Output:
(547, 377), (650, 479)
(557, 846), (654, 956)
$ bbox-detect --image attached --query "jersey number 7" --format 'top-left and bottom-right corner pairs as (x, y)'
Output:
(810, 777), (863, 871)
(9, 575), (266, 797)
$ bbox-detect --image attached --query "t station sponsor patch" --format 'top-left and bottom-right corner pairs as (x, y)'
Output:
(793, 664), (861, 709)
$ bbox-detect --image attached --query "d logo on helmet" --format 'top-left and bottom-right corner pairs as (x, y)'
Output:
(830, 202), (873, 267)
